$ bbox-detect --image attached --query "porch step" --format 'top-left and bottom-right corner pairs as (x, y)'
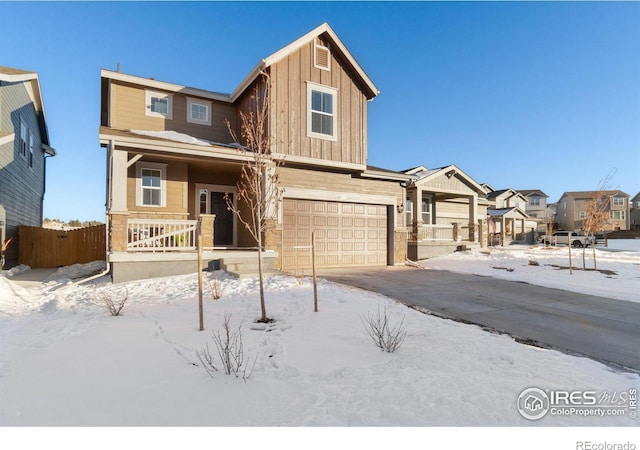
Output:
(210, 252), (281, 279)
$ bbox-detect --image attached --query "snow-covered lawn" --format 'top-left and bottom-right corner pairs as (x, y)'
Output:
(420, 240), (640, 303)
(1, 242), (639, 431)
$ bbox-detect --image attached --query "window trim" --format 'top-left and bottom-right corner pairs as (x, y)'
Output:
(28, 132), (34, 169)
(145, 90), (173, 119)
(136, 162), (167, 207)
(19, 118), (28, 160)
(187, 97), (212, 126)
(306, 82), (338, 142)
(612, 196), (625, 207)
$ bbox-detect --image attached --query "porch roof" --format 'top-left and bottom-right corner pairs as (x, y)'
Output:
(488, 207), (529, 220)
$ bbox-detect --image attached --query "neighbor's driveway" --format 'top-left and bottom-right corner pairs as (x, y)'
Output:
(319, 266), (640, 372)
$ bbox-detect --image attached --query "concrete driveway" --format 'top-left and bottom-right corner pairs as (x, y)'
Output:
(319, 266), (640, 372)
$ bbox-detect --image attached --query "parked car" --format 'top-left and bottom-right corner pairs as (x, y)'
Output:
(541, 231), (595, 248)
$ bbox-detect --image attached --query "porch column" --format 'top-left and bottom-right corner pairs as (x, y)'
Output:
(501, 216), (506, 246)
(199, 214), (215, 250)
(110, 147), (128, 213)
(468, 194), (478, 242)
(407, 188), (418, 240)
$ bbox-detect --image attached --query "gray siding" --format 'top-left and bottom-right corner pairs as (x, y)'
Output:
(0, 80), (47, 265)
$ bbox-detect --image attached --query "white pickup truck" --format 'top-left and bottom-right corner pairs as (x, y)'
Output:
(541, 231), (595, 248)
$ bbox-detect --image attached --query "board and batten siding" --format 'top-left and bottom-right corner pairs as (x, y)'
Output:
(109, 81), (236, 143)
(268, 39), (368, 167)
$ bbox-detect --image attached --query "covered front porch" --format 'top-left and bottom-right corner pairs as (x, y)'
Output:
(404, 165), (491, 261)
(103, 135), (279, 282)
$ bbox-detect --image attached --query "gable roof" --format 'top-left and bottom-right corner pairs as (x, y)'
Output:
(0, 66), (54, 152)
(231, 22), (379, 101)
(518, 189), (548, 198)
(488, 206), (529, 219)
(406, 164), (487, 195)
(560, 190), (629, 200)
(486, 188), (527, 201)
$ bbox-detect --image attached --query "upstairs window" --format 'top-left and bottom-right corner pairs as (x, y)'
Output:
(612, 197), (625, 207)
(19, 119), (28, 159)
(187, 98), (212, 126)
(307, 83), (337, 141)
(529, 196), (541, 206)
(136, 162), (167, 207)
(28, 133), (34, 168)
(145, 90), (173, 119)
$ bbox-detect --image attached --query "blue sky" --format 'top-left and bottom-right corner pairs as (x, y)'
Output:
(3, 1), (639, 222)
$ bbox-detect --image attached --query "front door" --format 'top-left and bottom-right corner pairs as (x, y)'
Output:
(211, 192), (234, 246)
(196, 184), (236, 247)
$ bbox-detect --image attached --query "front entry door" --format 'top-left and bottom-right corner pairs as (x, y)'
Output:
(211, 192), (234, 246)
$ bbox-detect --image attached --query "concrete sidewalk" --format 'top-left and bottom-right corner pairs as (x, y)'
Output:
(4, 268), (58, 288)
(319, 266), (640, 372)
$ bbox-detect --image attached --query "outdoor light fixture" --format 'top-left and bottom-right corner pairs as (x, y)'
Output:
(397, 202), (404, 213)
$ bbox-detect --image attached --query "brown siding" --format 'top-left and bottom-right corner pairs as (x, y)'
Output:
(109, 81), (236, 143)
(269, 40), (368, 166)
(278, 166), (404, 228)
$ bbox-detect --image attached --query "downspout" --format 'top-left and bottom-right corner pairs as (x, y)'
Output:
(71, 139), (113, 286)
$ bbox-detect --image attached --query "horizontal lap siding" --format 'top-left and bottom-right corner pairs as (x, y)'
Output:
(110, 81), (236, 143)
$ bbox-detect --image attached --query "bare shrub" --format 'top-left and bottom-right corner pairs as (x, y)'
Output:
(361, 306), (407, 353)
(97, 288), (128, 316)
(195, 343), (219, 378)
(209, 275), (224, 300)
(211, 312), (255, 379)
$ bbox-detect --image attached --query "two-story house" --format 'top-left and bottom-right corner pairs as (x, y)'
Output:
(0, 66), (56, 268)
(631, 192), (640, 231)
(555, 190), (630, 231)
(100, 23), (410, 282)
(518, 189), (555, 232)
(484, 188), (531, 244)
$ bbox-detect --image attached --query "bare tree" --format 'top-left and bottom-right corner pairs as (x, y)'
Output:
(225, 73), (282, 323)
(582, 169), (616, 270)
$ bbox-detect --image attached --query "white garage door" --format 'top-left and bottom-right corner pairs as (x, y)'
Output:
(282, 199), (388, 271)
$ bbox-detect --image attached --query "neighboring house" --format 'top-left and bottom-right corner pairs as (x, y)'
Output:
(0, 66), (56, 267)
(403, 165), (491, 259)
(631, 192), (640, 231)
(485, 189), (532, 244)
(518, 189), (554, 232)
(555, 191), (630, 231)
(99, 23), (410, 282)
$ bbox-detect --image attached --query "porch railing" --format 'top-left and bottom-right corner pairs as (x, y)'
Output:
(127, 219), (198, 251)
(421, 224), (454, 241)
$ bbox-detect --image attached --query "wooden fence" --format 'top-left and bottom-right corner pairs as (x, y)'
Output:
(19, 224), (106, 268)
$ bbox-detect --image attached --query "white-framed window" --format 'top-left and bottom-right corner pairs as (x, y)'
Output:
(307, 82), (337, 141)
(136, 162), (167, 207)
(579, 210), (586, 219)
(610, 211), (625, 220)
(405, 196), (413, 226)
(28, 132), (34, 168)
(145, 90), (173, 119)
(636, 201), (640, 209)
(186, 97), (212, 126)
(421, 194), (432, 225)
(314, 42), (331, 71)
(612, 196), (625, 207)
(529, 197), (541, 206)
(19, 119), (28, 159)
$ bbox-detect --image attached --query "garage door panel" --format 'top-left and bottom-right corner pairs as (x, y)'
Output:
(282, 198), (387, 270)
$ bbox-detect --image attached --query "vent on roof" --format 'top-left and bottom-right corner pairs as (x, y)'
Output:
(314, 42), (331, 71)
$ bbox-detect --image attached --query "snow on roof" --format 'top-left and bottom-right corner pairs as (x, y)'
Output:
(129, 130), (239, 148)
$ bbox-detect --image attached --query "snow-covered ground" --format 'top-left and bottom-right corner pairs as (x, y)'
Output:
(420, 240), (640, 303)
(1, 241), (639, 445)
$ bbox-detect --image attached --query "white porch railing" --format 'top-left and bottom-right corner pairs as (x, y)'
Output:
(421, 224), (454, 241)
(127, 219), (198, 251)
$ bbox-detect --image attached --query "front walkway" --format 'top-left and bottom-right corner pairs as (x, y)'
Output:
(319, 265), (640, 372)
